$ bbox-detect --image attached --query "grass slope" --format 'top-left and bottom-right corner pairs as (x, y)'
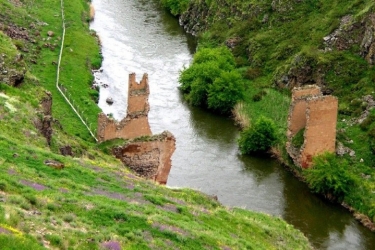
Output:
(0, 135), (311, 249)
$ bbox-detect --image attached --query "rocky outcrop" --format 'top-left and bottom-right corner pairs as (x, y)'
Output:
(361, 13), (375, 64)
(34, 91), (53, 146)
(274, 53), (326, 90)
(179, 1), (210, 35)
(322, 13), (375, 65)
(0, 54), (26, 87)
(179, 0), (267, 36)
(113, 131), (176, 185)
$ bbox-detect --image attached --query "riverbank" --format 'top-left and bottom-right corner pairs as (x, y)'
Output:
(0, 0), (313, 248)
(160, 0), (375, 234)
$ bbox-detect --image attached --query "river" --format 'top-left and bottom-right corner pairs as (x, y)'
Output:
(90, 0), (375, 248)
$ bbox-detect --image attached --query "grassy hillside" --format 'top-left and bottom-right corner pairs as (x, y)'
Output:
(0, 135), (312, 249)
(0, 0), (312, 249)
(161, 0), (375, 228)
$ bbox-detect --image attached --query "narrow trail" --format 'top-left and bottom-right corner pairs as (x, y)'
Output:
(56, 0), (98, 142)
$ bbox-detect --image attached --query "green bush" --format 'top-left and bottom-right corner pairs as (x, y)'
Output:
(179, 47), (244, 113)
(303, 153), (358, 201)
(207, 70), (245, 114)
(238, 116), (278, 154)
(160, 0), (190, 16)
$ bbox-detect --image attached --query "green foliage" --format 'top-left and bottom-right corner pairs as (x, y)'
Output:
(303, 153), (358, 201)
(161, 0), (190, 16)
(179, 47), (244, 113)
(368, 127), (375, 154)
(238, 116), (278, 154)
(0, 134), (312, 249)
(207, 70), (245, 114)
(291, 128), (305, 149)
(0, 235), (44, 250)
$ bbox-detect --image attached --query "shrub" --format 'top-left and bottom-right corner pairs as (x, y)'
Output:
(179, 47), (244, 113)
(207, 70), (245, 114)
(303, 153), (358, 201)
(161, 0), (190, 16)
(238, 116), (278, 154)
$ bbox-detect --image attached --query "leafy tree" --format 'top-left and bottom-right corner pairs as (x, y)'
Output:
(238, 116), (278, 154)
(180, 61), (221, 106)
(179, 47), (244, 113)
(208, 70), (244, 114)
(303, 153), (358, 201)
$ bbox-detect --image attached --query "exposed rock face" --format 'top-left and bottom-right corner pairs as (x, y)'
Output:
(323, 13), (375, 64)
(271, 0), (300, 13)
(44, 159), (64, 169)
(40, 91), (52, 115)
(5, 24), (30, 41)
(97, 73), (152, 142)
(34, 91), (53, 146)
(113, 131), (176, 185)
(179, 1), (266, 36)
(179, 1), (210, 35)
(274, 54), (326, 89)
(286, 85), (338, 168)
(60, 145), (73, 156)
(0, 55), (26, 87)
(361, 13), (375, 64)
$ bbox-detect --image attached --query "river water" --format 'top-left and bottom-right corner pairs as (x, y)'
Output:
(90, 0), (375, 248)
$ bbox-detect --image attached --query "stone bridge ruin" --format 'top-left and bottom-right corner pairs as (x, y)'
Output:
(286, 85), (338, 168)
(97, 73), (152, 142)
(97, 73), (175, 184)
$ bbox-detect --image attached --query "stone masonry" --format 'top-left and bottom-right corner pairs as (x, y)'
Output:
(112, 131), (176, 185)
(286, 85), (338, 168)
(97, 73), (176, 184)
(97, 73), (152, 142)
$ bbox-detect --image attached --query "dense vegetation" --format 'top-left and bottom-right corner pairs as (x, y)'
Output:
(238, 116), (278, 154)
(161, 0), (375, 227)
(179, 47), (245, 114)
(0, 0), (312, 248)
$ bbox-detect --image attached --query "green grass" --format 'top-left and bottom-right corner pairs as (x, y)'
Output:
(0, 136), (312, 249)
(1, 0), (101, 142)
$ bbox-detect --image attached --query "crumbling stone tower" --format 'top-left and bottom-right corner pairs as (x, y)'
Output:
(286, 85), (338, 168)
(97, 73), (176, 185)
(97, 73), (152, 142)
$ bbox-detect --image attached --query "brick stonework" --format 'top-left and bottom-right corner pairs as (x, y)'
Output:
(97, 73), (176, 184)
(112, 131), (176, 185)
(97, 73), (152, 142)
(286, 85), (338, 168)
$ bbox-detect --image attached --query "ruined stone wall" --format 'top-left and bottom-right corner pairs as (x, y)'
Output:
(300, 96), (338, 168)
(287, 85), (322, 138)
(98, 73), (176, 184)
(112, 131), (176, 184)
(286, 85), (338, 168)
(97, 73), (152, 142)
